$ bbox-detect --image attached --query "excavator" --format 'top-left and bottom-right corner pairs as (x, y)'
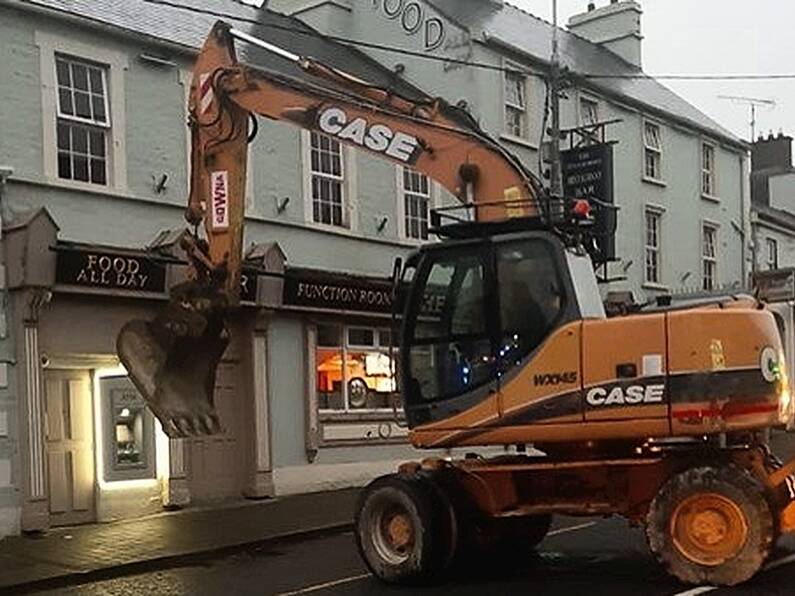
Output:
(117, 21), (795, 587)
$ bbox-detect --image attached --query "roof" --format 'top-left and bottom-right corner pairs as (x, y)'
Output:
(428, 0), (744, 148)
(755, 204), (795, 233)
(10, 0), (427, 101)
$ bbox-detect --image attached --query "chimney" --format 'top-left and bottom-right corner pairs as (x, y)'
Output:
(568, 1), (643, 68)
(752, 132), (793, 172)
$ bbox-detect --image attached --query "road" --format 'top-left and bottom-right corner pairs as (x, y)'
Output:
(25, 515), (795, 596)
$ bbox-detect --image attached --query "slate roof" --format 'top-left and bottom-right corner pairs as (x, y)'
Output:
(429, 0), (744, 148)
(11, 0), (427, 101)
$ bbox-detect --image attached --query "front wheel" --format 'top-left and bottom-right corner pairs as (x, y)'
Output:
(646, 465), (775, 586)
(355, 474), (456, 584)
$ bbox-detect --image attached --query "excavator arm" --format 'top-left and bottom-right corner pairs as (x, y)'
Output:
(117, 21), (544, 438)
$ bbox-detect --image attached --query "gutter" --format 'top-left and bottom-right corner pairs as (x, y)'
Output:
(481, 34), (748, 153)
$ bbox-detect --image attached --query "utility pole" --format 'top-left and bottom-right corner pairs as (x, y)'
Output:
(549, 0), (563, 197)
(718, 95), (776, 142)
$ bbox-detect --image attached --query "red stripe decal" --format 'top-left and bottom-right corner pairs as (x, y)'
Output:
(672, 402), (778, 420)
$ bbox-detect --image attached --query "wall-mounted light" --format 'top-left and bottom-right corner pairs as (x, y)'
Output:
(153, 173), (168, 194)
(276, 196), (290, 214)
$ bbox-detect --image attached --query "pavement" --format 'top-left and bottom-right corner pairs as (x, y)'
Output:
(0, 488), (359, 594)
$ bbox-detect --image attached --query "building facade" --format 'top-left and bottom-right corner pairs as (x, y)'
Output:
(274, 0), (752, 296)
(0, 0), (750, 537)
(750, 132), (795, 273)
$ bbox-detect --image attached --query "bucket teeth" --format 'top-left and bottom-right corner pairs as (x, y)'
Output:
(117, 295), (229, 438)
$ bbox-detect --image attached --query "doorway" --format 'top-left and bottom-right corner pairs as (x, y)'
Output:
(43, 369), (96, 526)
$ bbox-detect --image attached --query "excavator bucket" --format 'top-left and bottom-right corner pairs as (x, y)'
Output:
(117, 286), (228, 438)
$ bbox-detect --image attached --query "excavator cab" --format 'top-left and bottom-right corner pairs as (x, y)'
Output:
(400, 225), (605, 429)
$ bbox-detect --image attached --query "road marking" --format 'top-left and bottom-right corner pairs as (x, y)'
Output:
(671, 552), (795, 596)
(765, 551), (795, 571)
(547, 521), (598, 536)
(275, 573), (371, 596)
(673, 587), (717, 596)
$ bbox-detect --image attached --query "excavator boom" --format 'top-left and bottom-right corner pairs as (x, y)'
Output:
(117, 21), (544, 438)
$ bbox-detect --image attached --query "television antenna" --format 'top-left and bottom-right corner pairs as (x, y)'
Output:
(718, 95), (776, 141)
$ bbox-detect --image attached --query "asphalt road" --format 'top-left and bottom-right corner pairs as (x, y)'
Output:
(25, 515), (795, 596)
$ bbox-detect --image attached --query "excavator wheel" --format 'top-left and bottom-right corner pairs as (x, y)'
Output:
(355, 473), (457, 584)
(646, 464), (775, 586)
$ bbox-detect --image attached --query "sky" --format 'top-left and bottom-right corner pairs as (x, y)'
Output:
(507, 0), (795, 142)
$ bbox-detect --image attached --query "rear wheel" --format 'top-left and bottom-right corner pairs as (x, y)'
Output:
(355, 474), (456, 583)
(646, 465), (774, 586)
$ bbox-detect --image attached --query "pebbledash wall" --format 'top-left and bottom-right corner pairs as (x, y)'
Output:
(0, 0), (750, 537)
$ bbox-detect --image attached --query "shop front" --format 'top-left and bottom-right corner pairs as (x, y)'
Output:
(5, 209), (268, 531)
(5, 207), (421, 530)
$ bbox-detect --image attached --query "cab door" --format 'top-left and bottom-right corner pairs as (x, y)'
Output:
(402, 243), (501, 430)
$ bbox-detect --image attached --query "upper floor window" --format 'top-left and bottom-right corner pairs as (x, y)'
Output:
(401, 167), (431, 241)
(310, 132), (345, 227)
(580, 96), (599, 127)
(55, 55), (109, 185)
(645, 209), (662, 285)
(767, 237), (779, 271)
(702, 224), (718, 291)
(643, 121), (663, 181)
(504, 70), (528, 139)
(702, 143), (716, 196)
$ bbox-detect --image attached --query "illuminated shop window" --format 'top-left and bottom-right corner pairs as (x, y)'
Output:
(316, 324), (399, 412)
(99, 375), (156, 482)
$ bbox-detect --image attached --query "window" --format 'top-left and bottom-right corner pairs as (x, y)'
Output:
(645, 209), (662, 284)
(408, 253), (494, 402)
(316, 325), (398, 412)
(504, 70), (528, 138)
(767, 237), (779, 271)
(497, 240), (564, 366)
(702, 143), (716, 196)
(55, 55), (109, 185)
(402, 167), (431, 240)
(702, 224), (718, 291)
(580, 96), (599, 127)
(643, 121), (663, 181)
(310, 132), (345, 227)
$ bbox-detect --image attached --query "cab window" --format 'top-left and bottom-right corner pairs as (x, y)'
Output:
(497, 239), (564, 369)
(408, 253), (495, 402)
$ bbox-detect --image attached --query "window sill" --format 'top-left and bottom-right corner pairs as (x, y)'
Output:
(701, 193), (721, 203)
(319, 410), (405, 423)
(500, 134), (539, 150)
(642, 283), (669, 292)
(642, 176), (667, 188)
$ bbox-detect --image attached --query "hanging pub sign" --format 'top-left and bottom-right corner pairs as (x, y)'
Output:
(282, 268), (393, 314)
(561, 143), (616, 263)
(55, 247), (167, 294)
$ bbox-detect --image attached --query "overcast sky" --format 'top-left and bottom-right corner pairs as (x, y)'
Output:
(507, 0), (795, 142)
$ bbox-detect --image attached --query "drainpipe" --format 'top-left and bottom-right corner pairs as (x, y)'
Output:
(739, 153), (753, 285)
(0, 166), (13, 238)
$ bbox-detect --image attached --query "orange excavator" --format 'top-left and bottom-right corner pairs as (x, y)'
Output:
(118, 22), (795, 587)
